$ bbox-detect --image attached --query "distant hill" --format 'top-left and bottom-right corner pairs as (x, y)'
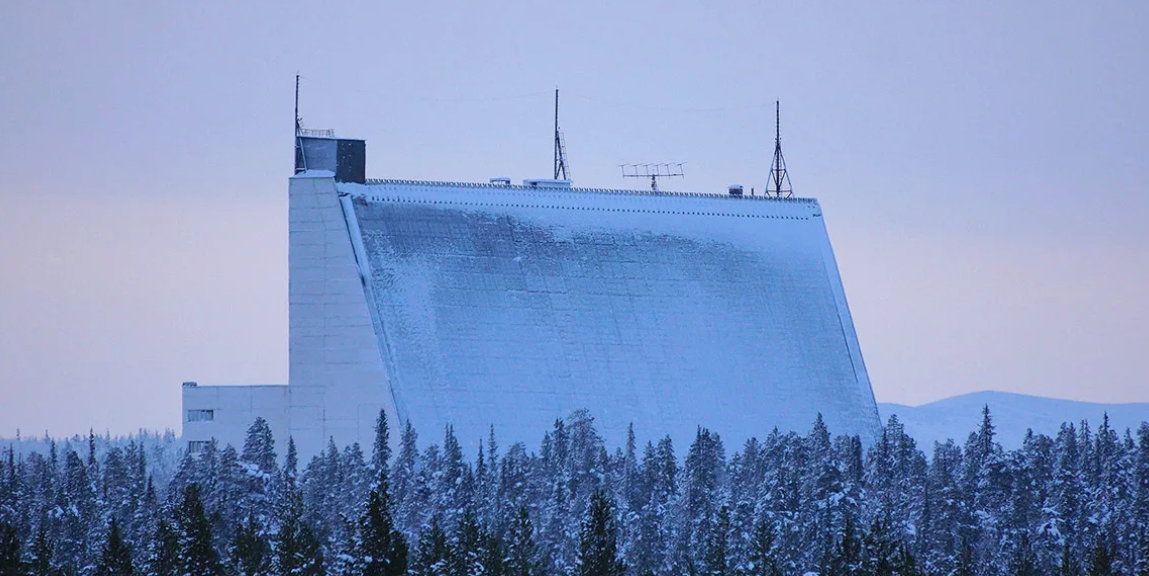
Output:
(878, 391), (1149, 450)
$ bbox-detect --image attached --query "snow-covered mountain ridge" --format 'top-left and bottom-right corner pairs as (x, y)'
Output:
(879, 390), (1149, 449)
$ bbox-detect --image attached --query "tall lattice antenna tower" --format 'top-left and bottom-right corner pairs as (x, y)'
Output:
(767, 100), (793, 198)
(554, 88), (570, 180)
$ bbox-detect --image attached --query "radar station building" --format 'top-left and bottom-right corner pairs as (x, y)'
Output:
(182, 131), (881, 461)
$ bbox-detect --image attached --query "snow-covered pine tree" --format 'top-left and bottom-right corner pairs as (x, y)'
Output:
(273, 476), (325, 576)
(241, 418), (278, 526)
(920, 440), (964, 573)
(294, 524), (326, 576)
(213, 444), (246, 544)
(413, 516), (451, 576)
(475, 445), (490, 531)
(859, 518), (897, 576)
(173, 484), (223, 576)
(1086, 537), (1114, 576)
(574, 490), (625, 576)
(479, 427), (499, 532)
(1059, 540), (1083, 576)
(963, 405), (1009, 570)
(823, 514), (862, 576)
(1008, 431), (1055, 571)
(618, 423), (642, 564)
(481, 528), (504, 576)
(2, 451), (30, 557)
(228, 515), (271, 576)
(451, 508), (484, 576)
(679, 427), (725, 571)
(744, 517), (781, 576)
(28, 525), (57, 576)
(302, 438), (341, 545)
(339, 443), (370, 539)
(0, 448), (18, 534)
(284, 437), (299, 488)
(392, 421), (421, 537)
(242, 418), (277, 477)
(26, 449), (56, 559)
(93, 517), (133, 576)
(802, 414), (843, 563)
(357, 457), (408, 576)
(100, 448), (131, 539)
(703, 505), (731, 576)
(837, 434), (865, 530)
(372, 409), (392, 480)
(1054, 423), (1085, 558)
(724, 438), (761, 576)
(1136, 425), (1149, 538)
(439, 426), (468, 524)
(1008, 532), (1039, 576)
(627, 441), (659, 576)
(761, 430), (805, 571)
(123, 440), (150, 550)
(539, 419), (572, 576)
(58, 449), (96, 572)
(864, 415), (926, 548)
(129, 476), (157, 568)
(146, 519), (178, 576)
(893, 541), (924, 576)
(495, 444), (531, 541)
(505, 507), (539, 576)
(0, 520), (21, 576)
(1087, 415), (1123, 561)
(1134, 528), (1149, 576)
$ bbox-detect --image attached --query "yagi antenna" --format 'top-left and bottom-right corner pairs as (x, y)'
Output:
(554, 88), (570, 180)
(766, 100), (793, 198)
(620, 163), (685, 192)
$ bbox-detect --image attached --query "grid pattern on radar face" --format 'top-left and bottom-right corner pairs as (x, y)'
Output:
(352, 195), (868, 449)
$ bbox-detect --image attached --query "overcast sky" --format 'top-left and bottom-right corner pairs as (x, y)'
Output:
(1, 1), (1147, 437)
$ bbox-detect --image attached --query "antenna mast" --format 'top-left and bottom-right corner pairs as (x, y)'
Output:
(554, 88), (570, 180)
(294, 74), (305, 173)
(766, 100), (793, 198)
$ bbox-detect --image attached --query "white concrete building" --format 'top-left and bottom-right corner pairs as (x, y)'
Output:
(182, 135), (881, 462)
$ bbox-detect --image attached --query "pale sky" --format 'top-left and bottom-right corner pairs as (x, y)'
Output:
(1, 1), (1147, 437)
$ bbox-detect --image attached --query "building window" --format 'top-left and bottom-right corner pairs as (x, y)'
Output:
(187, 440), (212, 454)
(187, 409), (214, 422)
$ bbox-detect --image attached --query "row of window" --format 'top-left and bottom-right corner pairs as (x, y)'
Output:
(187, 409), (214, 422)
(187, 440), (212, 454)
(186, 408), (216, 454)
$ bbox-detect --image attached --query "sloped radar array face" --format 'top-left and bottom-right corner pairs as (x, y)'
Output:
(347, 184), (880, 449)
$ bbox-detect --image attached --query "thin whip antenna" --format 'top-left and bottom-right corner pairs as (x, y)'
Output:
(554, 88), (569, 180)
(294, 74), (306, 173)
(766, 100), (793, 198)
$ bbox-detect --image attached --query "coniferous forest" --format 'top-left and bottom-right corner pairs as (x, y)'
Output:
(2, 408), (1149, 576)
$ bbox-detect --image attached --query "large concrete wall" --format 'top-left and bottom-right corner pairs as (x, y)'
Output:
(336, 179), (881, 450)
(287, 172), (397, 460)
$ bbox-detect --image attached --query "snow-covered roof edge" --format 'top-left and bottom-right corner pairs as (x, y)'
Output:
(355, 178), (819, 204)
